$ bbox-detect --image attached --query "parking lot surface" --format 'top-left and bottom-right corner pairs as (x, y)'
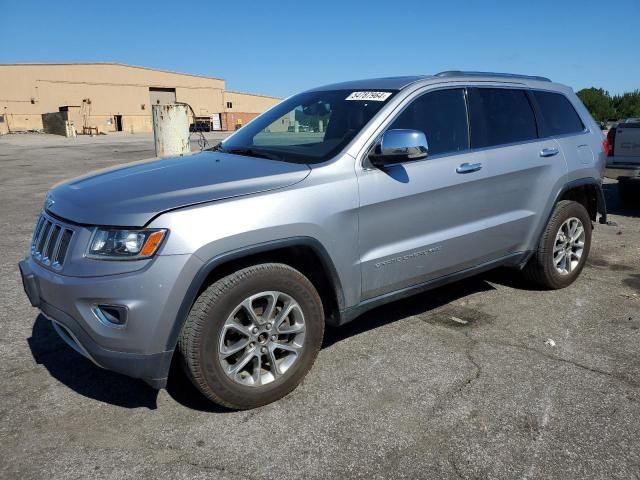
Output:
(1, 133), (639, 479)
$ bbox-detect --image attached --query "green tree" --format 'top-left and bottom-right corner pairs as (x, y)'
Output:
(612, 90), (640, 119)
(576, 88), (615, 122)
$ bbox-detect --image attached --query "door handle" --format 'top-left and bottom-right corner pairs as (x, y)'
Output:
(540, 147), (559, 157)
(456, 162), (482, 174)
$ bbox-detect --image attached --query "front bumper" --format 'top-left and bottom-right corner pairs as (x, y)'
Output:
(19, 253), (202, 388)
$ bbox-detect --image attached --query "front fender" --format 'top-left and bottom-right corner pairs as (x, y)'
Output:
(163, 236), (345, 351)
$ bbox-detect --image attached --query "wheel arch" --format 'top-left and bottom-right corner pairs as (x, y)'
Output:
(165, 237), (345, 352)
(557, 178), (607, 224)
(519, 177), (606, 269)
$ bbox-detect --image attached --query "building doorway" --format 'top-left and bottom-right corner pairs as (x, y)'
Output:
(211, 113), (222, 131)
(114, 115), (123, 132)
(149, 87), (177, 106)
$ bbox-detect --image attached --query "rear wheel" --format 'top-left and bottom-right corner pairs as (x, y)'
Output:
(523, 200), (592, 289)
(178, 263), (324, 409)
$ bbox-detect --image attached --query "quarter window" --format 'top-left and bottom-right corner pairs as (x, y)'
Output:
(533, 91), (584, 136)
(388, 88), (469, 156)
(468, 88), (538, 148)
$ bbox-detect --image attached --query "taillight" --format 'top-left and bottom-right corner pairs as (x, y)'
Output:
(606, 128), (616, 156)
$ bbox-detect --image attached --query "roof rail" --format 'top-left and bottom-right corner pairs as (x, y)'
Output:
(435, 71), (552, 82)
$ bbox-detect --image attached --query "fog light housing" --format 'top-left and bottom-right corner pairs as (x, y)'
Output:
(93, 304), (128, 327)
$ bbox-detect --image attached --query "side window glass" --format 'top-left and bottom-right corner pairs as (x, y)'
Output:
(388, 89), (469, 156)
(533, 91), (584, 136)
(468, 88), (538, 148)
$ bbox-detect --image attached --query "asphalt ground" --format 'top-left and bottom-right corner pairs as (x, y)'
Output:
(1, 132), (639, 479)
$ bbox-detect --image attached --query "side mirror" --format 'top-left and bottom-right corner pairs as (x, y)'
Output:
(369, 129), (429, 167)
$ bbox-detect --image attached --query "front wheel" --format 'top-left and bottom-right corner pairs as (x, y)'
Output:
(523, 200), (592, 289)
(178, 263), (324, 409)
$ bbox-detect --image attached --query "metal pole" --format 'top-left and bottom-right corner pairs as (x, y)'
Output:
(152, 104), (190, 157)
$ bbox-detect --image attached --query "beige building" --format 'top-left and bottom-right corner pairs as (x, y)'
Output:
(0, 63), (281, 135)
(222, 90), (286, 131)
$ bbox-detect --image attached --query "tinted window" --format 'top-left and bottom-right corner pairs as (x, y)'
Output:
(468, 88), (538, 148)
(533, 91), (584, 136)
(389, 89), (469, 156)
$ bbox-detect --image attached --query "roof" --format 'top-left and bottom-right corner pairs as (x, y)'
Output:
(309, 71), (556, 93)
(0, 62), (225, 81)
(309, 76), (431, 92)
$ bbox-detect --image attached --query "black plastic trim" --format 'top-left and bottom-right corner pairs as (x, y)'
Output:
(619, 176), (640, 184)
(561, 177), (608, 224)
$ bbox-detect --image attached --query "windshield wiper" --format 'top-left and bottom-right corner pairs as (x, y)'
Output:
(221, 147), (282, 161)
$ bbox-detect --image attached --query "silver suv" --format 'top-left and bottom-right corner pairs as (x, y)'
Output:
(19, 71), (607, 409)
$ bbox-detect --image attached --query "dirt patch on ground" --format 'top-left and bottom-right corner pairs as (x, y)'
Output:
(623, 274), (640, 293)
(587, 252), (634, 272)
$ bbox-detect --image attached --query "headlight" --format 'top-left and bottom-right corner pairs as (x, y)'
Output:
(87, 228), (167, 259)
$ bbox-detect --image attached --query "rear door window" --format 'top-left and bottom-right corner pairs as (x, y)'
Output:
(533, 91), (584, 136)
(468, 88), (538, 148)
(388, 88), (469, 156)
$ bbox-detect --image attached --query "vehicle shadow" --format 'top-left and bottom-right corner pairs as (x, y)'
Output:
(27, 315), (159, 409)
(602, 181), (640, 218)
(166, 275), (499, 411)
(322, 275), (496, 349)
(480, 266), (543, 291)
(26, 274), (518, 412)
(165, 359), (233, 413)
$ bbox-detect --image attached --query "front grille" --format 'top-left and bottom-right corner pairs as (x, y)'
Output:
(31, 214), (74, 270)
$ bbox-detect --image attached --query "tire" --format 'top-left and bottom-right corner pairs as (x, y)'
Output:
(523, 200), (592, 289)
(178, 263), (324, 409)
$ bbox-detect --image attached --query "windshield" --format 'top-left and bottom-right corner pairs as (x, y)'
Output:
(219, 89), (396, 163)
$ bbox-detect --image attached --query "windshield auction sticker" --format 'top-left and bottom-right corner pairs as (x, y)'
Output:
(345, 91), (392, 101)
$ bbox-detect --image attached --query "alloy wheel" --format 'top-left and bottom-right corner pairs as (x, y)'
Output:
(553, 217), (585, 275)
(218, 291), (306, 387)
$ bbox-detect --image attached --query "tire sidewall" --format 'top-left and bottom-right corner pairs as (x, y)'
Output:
(195, 266), (323, 408)
(543, 202), (592, 288)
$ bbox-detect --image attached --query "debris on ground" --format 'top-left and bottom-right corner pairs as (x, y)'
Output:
(620, 293), (638, 299)
(450, 316), (469, 325)
(544, 338), (556, 347)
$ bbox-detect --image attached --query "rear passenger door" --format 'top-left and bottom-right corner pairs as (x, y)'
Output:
(467, 87), (568, 257)
(530, 90), (595, 181)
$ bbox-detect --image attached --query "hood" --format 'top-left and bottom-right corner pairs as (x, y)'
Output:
(47, 151), (310, 226)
